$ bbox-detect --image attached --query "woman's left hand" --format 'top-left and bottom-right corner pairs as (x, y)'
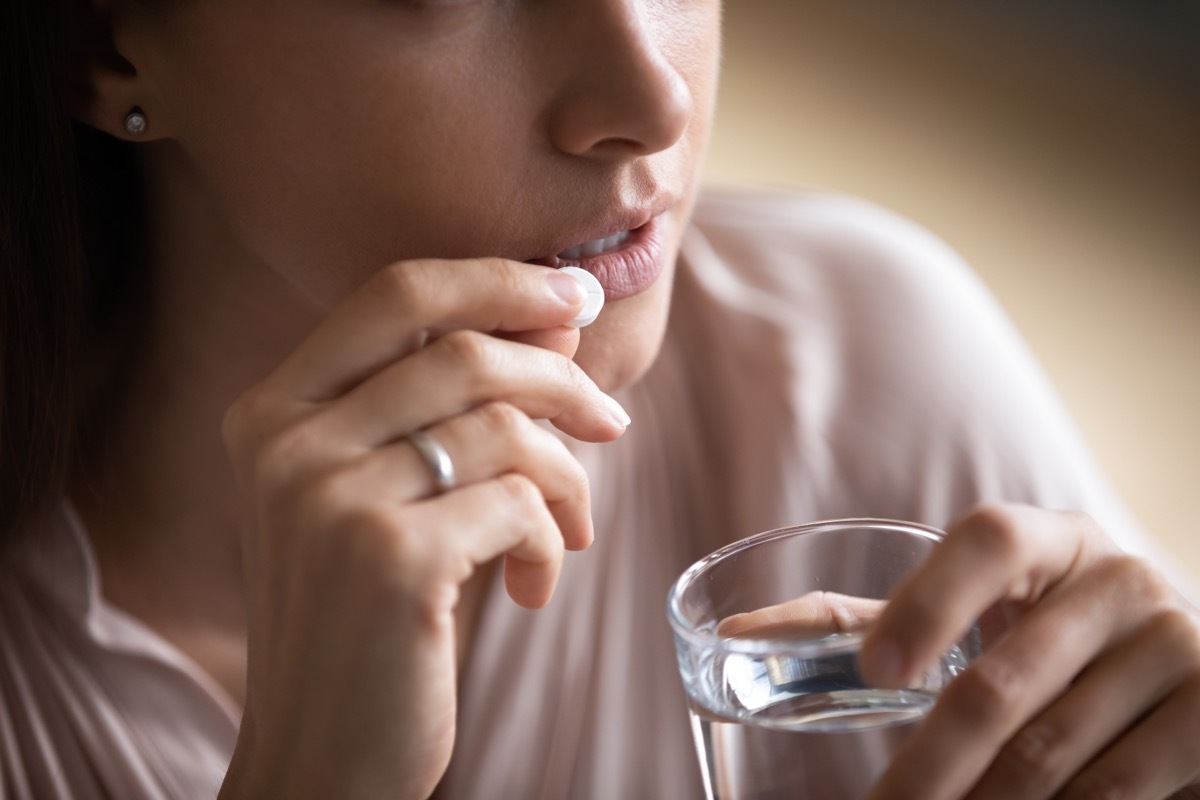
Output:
(861, 504), (1200, 800)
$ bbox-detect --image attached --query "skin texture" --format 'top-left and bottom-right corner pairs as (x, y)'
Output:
(717, 513), (1200, 799)
(98, 0), (714, 388)
(861, 506), (1200, 800)
(71, 1), (1200, 798)
(79, 1), (721, 796)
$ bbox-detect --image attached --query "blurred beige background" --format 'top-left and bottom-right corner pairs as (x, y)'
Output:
(703, 2), (1200, 577)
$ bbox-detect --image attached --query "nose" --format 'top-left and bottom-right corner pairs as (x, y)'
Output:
(544, 0), (694, 160)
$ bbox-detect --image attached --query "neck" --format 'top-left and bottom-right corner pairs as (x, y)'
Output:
(73, 142), (324, 703)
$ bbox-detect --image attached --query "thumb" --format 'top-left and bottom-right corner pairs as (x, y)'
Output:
(502, 326), (581, 359)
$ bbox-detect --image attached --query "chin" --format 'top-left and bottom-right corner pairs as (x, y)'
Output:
(572, 269), (674, 393)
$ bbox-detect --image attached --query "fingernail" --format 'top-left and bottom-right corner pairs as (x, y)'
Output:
(548, 270), (586, 306)
(603, 394), (631, 428)
(864, 640), (906, 686)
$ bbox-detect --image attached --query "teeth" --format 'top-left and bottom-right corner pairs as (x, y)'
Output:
(557, 229), (631, 261)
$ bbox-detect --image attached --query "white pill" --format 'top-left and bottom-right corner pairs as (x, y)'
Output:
(559, 266), (605, 327)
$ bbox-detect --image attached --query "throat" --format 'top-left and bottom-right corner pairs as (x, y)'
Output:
(74, 481), (250, 709)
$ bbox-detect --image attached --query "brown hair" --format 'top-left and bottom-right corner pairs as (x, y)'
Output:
(1, 0), (149, 542)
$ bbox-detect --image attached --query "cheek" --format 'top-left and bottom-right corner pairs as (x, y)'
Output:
(683, 18), (723, 163)
(149, 18), (532, 301)
(659, 0), (723, 115)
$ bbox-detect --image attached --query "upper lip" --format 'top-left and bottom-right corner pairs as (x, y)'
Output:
(522, 193), (677, 262)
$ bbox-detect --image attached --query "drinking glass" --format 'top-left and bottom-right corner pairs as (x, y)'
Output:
(667, 519), (981, 800)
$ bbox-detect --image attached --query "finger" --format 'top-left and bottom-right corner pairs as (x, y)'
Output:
(270, 259), (587, 402)
(311, 330), (628, 446)
(1058, 676), (1200, 800)
(871, 553), (1182, 800)
(340, 402), (593, 551)
(435, 403), (594, 551)
(969, 605), (1200, 800)
(716, 592), (887, 638)
(860, 505), (1094, 689)
(500, 326), (581, 359)
(406, 473), (564, 610)
(868, 553), (1127, 800)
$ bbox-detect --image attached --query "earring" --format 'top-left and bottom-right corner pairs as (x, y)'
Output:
(124, 110), (148, 136)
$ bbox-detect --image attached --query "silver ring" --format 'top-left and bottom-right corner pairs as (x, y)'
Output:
(407, 429), (456, 494)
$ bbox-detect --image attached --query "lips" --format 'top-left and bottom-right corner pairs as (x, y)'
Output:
(523, 197), (675, 301)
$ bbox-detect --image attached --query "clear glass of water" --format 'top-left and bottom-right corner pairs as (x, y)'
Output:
(667, 519), (981, 800)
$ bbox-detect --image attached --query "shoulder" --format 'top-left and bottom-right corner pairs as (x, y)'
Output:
(680, 185), (1021, 410)
(674, 187), (1144, 549)
(686, 185), (992, 329)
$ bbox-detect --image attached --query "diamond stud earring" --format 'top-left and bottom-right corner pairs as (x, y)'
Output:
(124, 110), (147, 136)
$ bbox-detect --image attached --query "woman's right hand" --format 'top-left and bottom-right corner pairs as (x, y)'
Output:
(216, 258), (629, 800)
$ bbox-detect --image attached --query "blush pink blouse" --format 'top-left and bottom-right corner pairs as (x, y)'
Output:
(2, 188), (1193, 799)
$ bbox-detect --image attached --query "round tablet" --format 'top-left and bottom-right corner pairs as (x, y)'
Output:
(558, 266), (605, 328)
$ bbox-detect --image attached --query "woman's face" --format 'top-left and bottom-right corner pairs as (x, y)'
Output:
(119, 0), (722, 390)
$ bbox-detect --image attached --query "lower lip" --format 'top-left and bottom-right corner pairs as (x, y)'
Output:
(554, 214), (667, 301)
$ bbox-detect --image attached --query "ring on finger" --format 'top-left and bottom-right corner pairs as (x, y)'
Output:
(407, 429), (457, 495)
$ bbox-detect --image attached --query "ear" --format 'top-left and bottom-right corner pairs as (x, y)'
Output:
(78, 69), (157, 141)
(73, 5), (170, 142)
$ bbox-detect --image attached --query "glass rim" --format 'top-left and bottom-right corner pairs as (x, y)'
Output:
(665, 517), (946, 656)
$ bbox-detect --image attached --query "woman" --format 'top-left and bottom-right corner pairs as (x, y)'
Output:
(2, 0), (1197, 798)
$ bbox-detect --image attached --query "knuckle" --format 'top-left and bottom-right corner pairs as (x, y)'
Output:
(434, 329), (494, 374)
(561, 453), (590, 500)
(341, 512), (457, 609)
(281, 468), (360, 536)
(220, 396), (250, 449)
(1147, 607), (1200, 663)
(995, 719), (1067, 790)
(960, 504), (1027, 561)
(372, 260), (430, 315)
(477, 400), (527, 435)
(221, 385), (275, 453)
(301, 467), (360, 514)
(1058, 508), (1110, 550)
(948, 657), (1024, 725)
(496, 472), (542, 509)
(251, 422), (321, 493)
(1100, 554), (1176, 608)
(1060, 508), (1099, 533)
(330, 504), (436, 583)
(526, 424), (587, 483)
(525, 527), (561, 565)
(265, 469), (404, 560)
(1136, 562), (1179, 609)
(340, 503), (403, 546)
(543, 451), (591, 519)
(531, 432), (589, 505)
(252, 468), (467, 613)
(374, 511), (473, 595)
